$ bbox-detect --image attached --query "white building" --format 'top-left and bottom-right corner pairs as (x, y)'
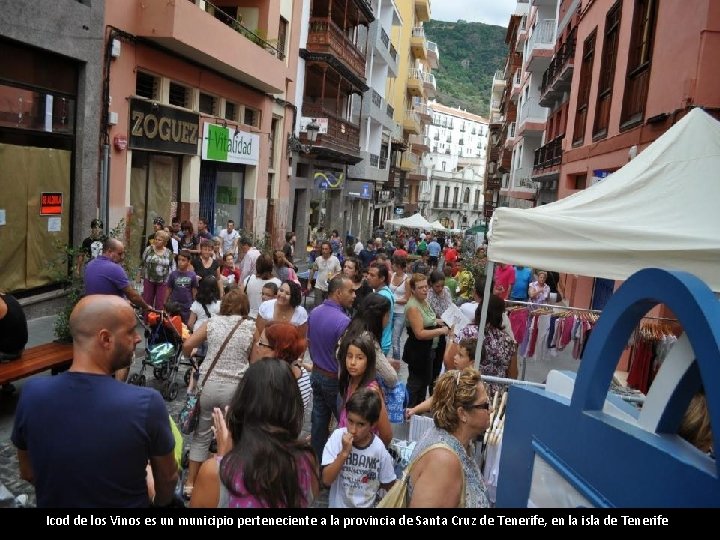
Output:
(347, 0), (403, 243)
(418, 102), (488, 229)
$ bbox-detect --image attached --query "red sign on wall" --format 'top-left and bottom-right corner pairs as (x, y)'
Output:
(40, 192), (63, 216)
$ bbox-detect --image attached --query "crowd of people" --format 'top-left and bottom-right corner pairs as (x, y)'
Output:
(2, 216), (714, 509)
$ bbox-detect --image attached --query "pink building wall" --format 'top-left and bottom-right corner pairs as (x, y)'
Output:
(104, 0), (299, 248)
(558, 0), (720, 310)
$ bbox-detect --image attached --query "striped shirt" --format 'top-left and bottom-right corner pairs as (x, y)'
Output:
(296, 365), (312, 412)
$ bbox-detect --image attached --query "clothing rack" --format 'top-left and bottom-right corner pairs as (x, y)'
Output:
(480, 374), (646, 404)
(504, 299), (679, 323)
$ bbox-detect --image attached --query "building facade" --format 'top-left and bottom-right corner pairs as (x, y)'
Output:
(386, 0), (434, 221)
(288, 0), (374, 248)
(560, 0), (720, 308)
(420, 103), (488, 230)
(346, 0), (402, 244)
(104, 0), (301, 263)
(0, 0), (104, 300)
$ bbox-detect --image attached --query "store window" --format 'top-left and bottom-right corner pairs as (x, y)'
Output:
(136, 71), (159, 100)
(169, 81), (191, 109)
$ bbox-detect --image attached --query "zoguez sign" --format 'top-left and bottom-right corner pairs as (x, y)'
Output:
(128, 98), (199, 155)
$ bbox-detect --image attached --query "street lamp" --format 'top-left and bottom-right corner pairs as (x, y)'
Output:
(306, 118), (320, 143)
(287, 118), (322, 154)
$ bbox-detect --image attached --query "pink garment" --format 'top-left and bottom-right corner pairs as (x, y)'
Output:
(494, 265), (515, 300)
(508, 309), (528, 345)
(217, 453), (316, 508)
(559, 316), (574, 350)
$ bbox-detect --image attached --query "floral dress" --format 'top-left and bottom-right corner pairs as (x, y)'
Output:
(481, 325), (516, 399)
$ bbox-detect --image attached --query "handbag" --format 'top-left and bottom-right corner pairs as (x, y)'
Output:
(178, 317), (244, 435)
(377, 442), (466, 508)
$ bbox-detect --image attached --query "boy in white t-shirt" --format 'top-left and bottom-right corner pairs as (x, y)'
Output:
(321, 388), (396, 508)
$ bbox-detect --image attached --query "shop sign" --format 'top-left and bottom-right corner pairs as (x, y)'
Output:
(128, 98), (199, 155)
(347, 181), (373, 200)
(40, 192), (63, 216)
(314, 171), (344, 190)
(202, 123), (259, 166)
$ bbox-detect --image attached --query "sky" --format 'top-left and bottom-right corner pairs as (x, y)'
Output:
(430, 0), (518, 27)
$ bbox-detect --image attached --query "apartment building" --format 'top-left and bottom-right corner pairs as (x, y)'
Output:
(104, 0), (301, 260)
(560, 0), (720, 308)
(420, 103), (488, 230)
(0, 1), (104, 299)
(386, 0), (434, 222)
(289, 0), (374, 248)
(346, 0), (402, 244)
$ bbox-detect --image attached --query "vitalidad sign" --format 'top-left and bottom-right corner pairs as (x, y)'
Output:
(202, 123), (260, 166)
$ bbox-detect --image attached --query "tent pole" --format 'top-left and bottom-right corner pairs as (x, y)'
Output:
(475, 261), (495, 371)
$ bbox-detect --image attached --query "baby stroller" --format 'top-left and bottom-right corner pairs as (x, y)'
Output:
(128, 311), (183, 401)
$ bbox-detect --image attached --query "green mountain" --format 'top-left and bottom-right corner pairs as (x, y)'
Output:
(424, 20), (507, 117)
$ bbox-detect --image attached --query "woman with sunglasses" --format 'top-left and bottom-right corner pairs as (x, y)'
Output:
(404, 367), (491, 508)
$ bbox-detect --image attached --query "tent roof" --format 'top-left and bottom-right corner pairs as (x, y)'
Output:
(488, 108), (720, 292)
(385, 213), (432, 229)
(428, 220), (448, 232)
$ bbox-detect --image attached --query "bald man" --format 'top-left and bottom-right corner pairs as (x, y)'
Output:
(11, 295), (178, 508)
(84, 237), (152, 312)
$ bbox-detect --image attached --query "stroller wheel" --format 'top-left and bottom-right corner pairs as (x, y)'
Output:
(184, 367), (193, 386)
(127, 373), (139, 385)
(137, 374), (146, 387)
(154, 364), (168, 380)
(167, 382), (180, 401)
(163, 381), (179, 401)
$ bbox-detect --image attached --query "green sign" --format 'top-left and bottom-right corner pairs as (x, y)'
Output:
(202, 123), (260, 165)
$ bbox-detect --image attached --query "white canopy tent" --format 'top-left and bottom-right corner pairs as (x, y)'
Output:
(487, 108), (720, 292)
(427, 220), (449, 232)
(384, 213), (432, 229)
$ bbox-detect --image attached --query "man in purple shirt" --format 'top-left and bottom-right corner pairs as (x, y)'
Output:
(307, 275), (355, 461)
(84, 238), (151, 381)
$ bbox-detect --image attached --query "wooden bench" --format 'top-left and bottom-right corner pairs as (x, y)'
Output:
(0, 342), (74, 388)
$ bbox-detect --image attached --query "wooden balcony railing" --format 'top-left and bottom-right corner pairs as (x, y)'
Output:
(533, 135), (564, 170)
(307, 17), (366, 80)
(540, 37), (576, 96)
(302, 104), (360, 155)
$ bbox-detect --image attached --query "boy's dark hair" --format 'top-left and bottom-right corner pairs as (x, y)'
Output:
(285, 231), (294, 242)
(458, 338), (478, 359)
(178, 249), (192, 261)
(262, 282), (279, 295)
(345, 387), (381, 425)
(164, 300), (183, 316)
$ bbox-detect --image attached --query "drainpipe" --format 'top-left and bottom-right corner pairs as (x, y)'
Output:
(100, 143), (110, 231)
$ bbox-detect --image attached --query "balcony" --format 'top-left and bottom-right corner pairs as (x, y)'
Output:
(409, 134), (430, 153)
(402, 109), (421, 135)
(539, 37), (576, 107)
(413, 102), (433, 124)
(307, 17), (367, 82)
(422, 72), (436, 97)
(532, 135), (564, 178)
(348, 150), (391, 183)
(517, 100), (547, 135)
(133, 0), (286, 93)
(370, 21), (399, 76)
(493, 70), (506, 89)
(410, 27), (427, 60)
(426, 40), (439, 69)
(406, 68), (424, 98)
(375, 189), (394, 204)
(512, 167), (536, 191)
(301, 104), (361, 163)
(510, 69), (522, 101)
(526, 19), (556, 73)
(504, 122), (516, 149)
(399, 150), (419, 171)
(414, 0), (431, 22)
